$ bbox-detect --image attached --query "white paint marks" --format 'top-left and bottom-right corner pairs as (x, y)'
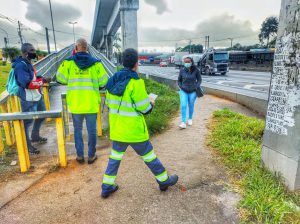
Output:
(244, 84), (269, 89)
(266, 32), (300, 135)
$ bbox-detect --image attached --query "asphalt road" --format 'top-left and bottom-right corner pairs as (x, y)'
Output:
(139, 66), (272, 96)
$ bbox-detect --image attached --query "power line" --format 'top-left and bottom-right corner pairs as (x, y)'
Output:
(140, 34), (258, 45)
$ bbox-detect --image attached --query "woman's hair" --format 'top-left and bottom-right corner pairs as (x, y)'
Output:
(185, 57), (197, 72)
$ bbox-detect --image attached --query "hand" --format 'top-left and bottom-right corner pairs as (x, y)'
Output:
(150, 98), (155, 106)
(43, 77), (52, 83)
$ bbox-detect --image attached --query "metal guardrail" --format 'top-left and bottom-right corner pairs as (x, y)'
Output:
(88, 44), (117, 77)
(35, 45), (74, 79)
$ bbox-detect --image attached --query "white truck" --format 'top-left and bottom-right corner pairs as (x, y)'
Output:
(174, 52), (189, 69)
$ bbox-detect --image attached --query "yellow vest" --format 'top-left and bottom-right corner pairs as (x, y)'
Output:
(56, 60), (108, 114)
(106, 79), (152, 142)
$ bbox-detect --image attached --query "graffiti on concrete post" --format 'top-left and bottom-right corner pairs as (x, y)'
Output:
(266, 32), (300, 135)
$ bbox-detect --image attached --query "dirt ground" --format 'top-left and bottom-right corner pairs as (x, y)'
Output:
(0, 95), (262, 224)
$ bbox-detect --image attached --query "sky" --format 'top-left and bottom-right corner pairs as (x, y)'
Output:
(0, 0), (282, 52)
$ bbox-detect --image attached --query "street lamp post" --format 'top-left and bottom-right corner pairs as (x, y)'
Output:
(68, 21), (77, 43)
(48, 0), (57, 52)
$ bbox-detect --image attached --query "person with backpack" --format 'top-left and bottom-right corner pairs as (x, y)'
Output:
(101, 48), (178, 199)
(177, 57), (202, 129)
(12, 43), (49, 155)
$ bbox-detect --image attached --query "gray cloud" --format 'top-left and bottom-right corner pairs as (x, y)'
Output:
(6, 0), (92, 49)
(144, 0), (169, 15)
(22, 0), (81, 28)
(139, 14), (258, 48)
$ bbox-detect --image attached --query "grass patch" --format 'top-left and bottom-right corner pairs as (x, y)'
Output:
(144, 78), (180, 135)
(208, 108), (300, 223)
(0, 64), (11, 93)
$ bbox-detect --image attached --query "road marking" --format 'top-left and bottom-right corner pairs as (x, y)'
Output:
(244, 84), (269, 89)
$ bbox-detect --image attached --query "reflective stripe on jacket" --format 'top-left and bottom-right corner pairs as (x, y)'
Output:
(106, 79), (152, 142)
(56, 60), (108, 114)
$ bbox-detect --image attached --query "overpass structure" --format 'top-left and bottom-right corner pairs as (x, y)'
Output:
(91, 0), (139, 59)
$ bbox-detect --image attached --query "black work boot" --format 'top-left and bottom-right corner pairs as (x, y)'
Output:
(88, 155), (98, 164)
(101, 185), (119, 199)
(31, 137), (48, 144)
(159, 175), (179, 191)
(76, 156), (85, 164)
(28, 146), (40, 155)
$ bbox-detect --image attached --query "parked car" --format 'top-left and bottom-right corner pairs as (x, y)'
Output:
(160, 61), (168, 67)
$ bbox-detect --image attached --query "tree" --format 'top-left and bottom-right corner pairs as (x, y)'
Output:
(113, 33), (122, 64)
(226, 43), (263, 51)
(176, 44), (203, 53)
(2, 47), (21, 61)
(36, 49), (48, 57)
(259, 16), (279, 48)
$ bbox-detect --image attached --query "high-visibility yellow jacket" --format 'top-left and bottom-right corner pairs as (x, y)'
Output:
(56, 55), (108, 114)
(106, 78), (152, 143)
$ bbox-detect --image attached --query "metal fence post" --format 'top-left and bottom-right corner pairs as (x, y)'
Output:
(56, 117), (67, 167)
(13, 120), (30, 172)
(0, 104), (14, 146)
(61, 94), (70, 140)
(43, 84), (52, 122)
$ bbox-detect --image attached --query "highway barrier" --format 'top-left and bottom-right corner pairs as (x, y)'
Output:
(140, 73), (268, 116)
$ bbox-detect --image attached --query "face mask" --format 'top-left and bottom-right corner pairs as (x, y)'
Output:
(184, 63), (192, 69)
(27, 52), (37, 60)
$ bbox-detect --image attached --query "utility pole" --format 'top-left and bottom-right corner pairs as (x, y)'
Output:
(0, 28), (9, 47)
(17, 21), (23, 45)
(207, 35), (210, 49)
(262, 0), (300, 191)
(228, 38), (233, 48)
(45, 27), (50, 54)
(48, 0), (57, 52)
(4, 37), (8, 48)
(189, 39), (192, 54)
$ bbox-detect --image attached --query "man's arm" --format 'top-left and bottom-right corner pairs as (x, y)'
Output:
(96, 62), (109, 88)
(56, 61), (69, 85)
(14, 63), (43, 89)
(131, 80), (153, 115)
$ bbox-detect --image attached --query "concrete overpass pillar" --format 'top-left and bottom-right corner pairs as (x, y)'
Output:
(262, 0), (300, 191)
(105, 35), (114, 60)
(120, 0), (139, 50)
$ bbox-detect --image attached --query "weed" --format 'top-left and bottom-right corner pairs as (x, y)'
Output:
(208, 108), (300, 223)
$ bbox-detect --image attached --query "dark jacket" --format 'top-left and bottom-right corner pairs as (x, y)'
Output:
(178, 67), (202, 93)
(12, 57), (42, 101)
(106, 68), (153, 115)
(106, 68), (139, 96)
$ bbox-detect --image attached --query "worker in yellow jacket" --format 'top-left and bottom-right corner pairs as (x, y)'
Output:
(101, 48), (178, 198)
(56, 38), (108, 164)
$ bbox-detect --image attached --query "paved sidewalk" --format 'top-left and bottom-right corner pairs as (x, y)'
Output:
(0, 95), (261, 224)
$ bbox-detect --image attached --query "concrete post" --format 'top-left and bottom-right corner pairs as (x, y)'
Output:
(107, 35), (114, 60)
(120, 0), (139, 50)
(262, 0), (300, 191)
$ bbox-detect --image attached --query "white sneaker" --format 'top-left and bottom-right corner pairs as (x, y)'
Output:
(179, 122), (187, 129)
(188, 119), (193, 126)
